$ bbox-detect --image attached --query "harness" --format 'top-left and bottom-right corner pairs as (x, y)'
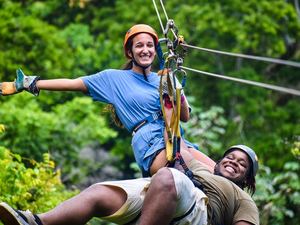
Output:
(125, 201), (197, 225)
(132, 20), (202, 189)
(128, 20), (205, 224)
(157, 20), (199, 183)
(131, 111), (162, 136)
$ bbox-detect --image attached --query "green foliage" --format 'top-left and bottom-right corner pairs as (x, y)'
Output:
(291, 141), (300, 160)
(0, 1), (75, 79)
(0, 124), (4, 133)
(255, 160), (300, 225)
(0, 1), (299, 224)
(0, 94), (117, 183)
(182, 100), (228, 159)
(165, 0), (300, 171)
(0, 146), (78, 213)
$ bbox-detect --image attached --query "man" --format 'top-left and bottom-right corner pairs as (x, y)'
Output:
(0, 145), (259, 225)
(137, 144), (259, 225)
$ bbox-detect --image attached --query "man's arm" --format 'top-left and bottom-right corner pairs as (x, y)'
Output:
(180, 145), (216, 173)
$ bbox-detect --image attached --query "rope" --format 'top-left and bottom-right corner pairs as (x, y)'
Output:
(181, 43), (300, 69)
(180, 66), (300, 96)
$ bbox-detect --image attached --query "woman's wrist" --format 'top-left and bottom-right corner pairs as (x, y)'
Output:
(180, 94), (185, 104)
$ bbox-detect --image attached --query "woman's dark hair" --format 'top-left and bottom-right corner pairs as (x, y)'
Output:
(103, 59), (133, 128)
(104, 34), (156, 128)
(104, 36), (134, 128)
(103, 104), (124, 128)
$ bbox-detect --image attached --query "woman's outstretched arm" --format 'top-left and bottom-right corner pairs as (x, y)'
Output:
(37, 78), (87, 93)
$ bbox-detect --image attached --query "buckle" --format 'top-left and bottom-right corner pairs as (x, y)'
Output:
(132, 120), (147, 136)
(152, 111), (161, 120)
(131, 111), (162, 136)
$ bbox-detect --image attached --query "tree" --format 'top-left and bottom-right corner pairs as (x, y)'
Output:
(0, 95), (117, 184)
(0, 1), (299, 223)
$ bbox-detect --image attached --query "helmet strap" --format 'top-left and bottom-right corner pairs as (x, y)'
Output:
(130, 54), (151, 81)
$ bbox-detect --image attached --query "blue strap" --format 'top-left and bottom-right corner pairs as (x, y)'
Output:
(156, 43), (165, 70)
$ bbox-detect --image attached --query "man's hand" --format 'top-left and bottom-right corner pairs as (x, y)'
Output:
(0, 69), (40, 96)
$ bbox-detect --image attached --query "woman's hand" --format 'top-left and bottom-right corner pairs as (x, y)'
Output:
(0, 69), (40, 96)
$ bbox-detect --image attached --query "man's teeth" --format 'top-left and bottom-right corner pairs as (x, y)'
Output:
(225, 166), (235, 173)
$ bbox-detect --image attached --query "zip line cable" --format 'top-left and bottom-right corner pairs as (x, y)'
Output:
(159, 0), (169, 21)
(180, 66), (300, 96)
(152, 0), (178, 38)
(181, 43), (300, 68)
(158, 0), (178, 38)
(151, 0), (300, 96)
(152, 0), (164, 33)
(152, 0), (300, 69)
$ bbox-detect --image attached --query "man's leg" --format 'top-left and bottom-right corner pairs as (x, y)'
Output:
(39, 184), (126, 225)
(139, 168), (177, 225)
(0, 184), (126, 225)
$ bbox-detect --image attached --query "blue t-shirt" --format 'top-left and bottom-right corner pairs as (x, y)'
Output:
(81, 69), (161, 131)
(81, 69), (198, 175)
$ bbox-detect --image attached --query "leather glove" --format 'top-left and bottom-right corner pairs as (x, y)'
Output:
(0, 69), (40, 96)
(159, 69), (182, 101)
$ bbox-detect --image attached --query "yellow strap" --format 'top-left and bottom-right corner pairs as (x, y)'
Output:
(175, 88), (181, 137)
(158, 67), (182, 162)
(166, 88), (181, 161)
(159, 71), (173, 161)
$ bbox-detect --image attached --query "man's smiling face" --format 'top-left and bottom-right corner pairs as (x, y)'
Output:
(214, 150), (250, 185)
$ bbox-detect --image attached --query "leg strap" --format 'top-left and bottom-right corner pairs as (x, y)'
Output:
(170, 201), (196, 224)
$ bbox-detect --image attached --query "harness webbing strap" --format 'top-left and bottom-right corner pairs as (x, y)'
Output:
(132, 111), (162, 136)
(157, 42), (165, 70)
(170, 201), (196, 224)
(159, 69), (173, 161)
(168, 152), (205, 192)
(124, 201), (197, 225)
(159, 67), (182, 162)
(157, 28), (203, 206)
(158, 56), (198, 186)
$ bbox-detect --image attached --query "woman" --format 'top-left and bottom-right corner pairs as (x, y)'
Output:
(0, 24), (215, 176)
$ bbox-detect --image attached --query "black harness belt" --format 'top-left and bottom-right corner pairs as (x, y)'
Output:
(131, 111), (162, 136)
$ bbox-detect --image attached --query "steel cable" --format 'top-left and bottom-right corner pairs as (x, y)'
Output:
(181, 43), (300, 68)
(180, 66), (300, 96)
(152, 0), (165, 32)
(151, 1), (300, 96)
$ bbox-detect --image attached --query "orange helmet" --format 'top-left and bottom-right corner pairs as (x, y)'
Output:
(123, 24), (159, 58)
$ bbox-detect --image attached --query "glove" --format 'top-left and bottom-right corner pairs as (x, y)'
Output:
(160, 69), (182, 101)
(0, 69), (40, 96)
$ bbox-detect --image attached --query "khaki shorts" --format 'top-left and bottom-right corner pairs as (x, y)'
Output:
(99, 168), (208, 225)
